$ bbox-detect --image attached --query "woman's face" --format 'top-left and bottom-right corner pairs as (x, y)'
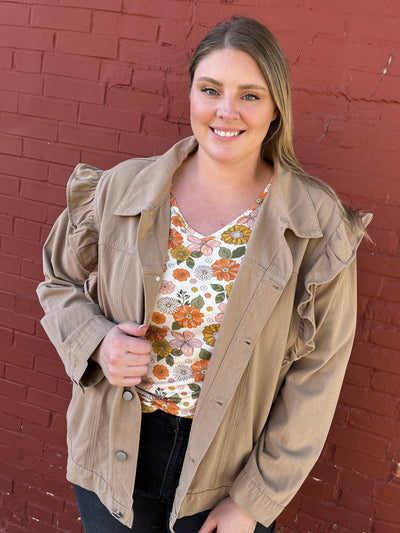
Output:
(190, 48), (277, 169)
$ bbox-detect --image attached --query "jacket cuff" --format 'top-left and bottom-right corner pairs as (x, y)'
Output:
(229, 469), (283, 528)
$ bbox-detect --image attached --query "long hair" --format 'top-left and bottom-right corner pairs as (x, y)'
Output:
(190, 17), (365, 230)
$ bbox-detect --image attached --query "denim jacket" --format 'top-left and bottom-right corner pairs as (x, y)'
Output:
(37, 137), (371, 529)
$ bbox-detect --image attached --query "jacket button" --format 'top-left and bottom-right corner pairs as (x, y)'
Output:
(155, 275), (161, 281)
(122, 390), (133, 401)
(112, 510), (122, 518)
(115, 451), (127, 462)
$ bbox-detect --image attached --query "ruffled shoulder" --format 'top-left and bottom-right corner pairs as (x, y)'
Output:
(295, 211), (372, 359)
(66, 163), (103, 274)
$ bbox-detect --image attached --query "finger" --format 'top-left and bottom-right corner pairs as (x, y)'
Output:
(118, 322), (148, 337)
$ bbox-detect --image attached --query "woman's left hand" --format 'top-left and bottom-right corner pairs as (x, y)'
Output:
(198, 496), (256, 533)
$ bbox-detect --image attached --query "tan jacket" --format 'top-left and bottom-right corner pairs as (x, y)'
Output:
(37, 137), (371, 530)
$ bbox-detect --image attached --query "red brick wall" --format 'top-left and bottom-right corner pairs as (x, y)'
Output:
(1, 1), (399, 532)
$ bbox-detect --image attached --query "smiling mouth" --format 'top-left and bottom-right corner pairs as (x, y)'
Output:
(211, 128), (244, 138)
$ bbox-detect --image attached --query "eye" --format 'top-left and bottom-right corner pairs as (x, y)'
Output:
(201, 87), (219, 96)
(242, 93), (260, 101)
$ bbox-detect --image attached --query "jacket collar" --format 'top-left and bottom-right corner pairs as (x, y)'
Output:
(114, 136), (323, 240)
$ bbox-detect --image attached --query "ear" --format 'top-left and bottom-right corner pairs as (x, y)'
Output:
(272, 107), (279, 121)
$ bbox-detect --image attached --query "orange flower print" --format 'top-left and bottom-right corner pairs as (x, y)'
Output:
(173, 305), (204, 328)
(226, 282), (233, 298)
(172, 214), (185, 228)
(153, 396), (179, 415)
(146, 325), (167, 342)
(212, 258), (240, 281)
(152, 312), (166, 324)
(168, 228), (183, 249)
(191, 360), (209, 382)
(173, 268), (190, 282)
(203, 324), (220, 347)
(153, 364), (169, 380)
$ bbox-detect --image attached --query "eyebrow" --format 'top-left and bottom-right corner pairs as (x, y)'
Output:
(195, 76), (268, 92)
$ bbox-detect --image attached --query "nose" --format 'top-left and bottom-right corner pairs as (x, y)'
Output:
(216, 95), (239, 119)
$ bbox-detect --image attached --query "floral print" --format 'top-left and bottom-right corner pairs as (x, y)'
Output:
(136, 183), (271, 417)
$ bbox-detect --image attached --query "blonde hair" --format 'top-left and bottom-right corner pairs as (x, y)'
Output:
(190, 17), (365, 230)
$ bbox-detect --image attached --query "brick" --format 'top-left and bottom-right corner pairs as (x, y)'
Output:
(370, 323), (400, 351)
(0, 212), (14, 235)
(2, 113), (58, 142)
(1, 174), (20, 197)
(0, 70), (44, 95)
(349, 408), (400, 441)
(31, 5), (91, 31)
(0, 89), (18, 112)
(0, 47), (13, 68)
(23, 421), (66, 449)
(125, 0), (191, 20)
(93, 12), (159, 42)
(79, 103), (140, 132)
(80, 148), (129, 172)
(0, 326), (14, 347)
(0, 26), (54, 51)
(0, 195), (48, 223)
(1, 492), (27, 527)
(99, 60), (132, 85)
(107, 87), (169, 117)
(379, 278), (400, 304)
(368, 299), (400, 327)
(43, 52), (100, 81)
(59, 123), (119, 151)
(351, 343), (399, 375)
(5, 366), (58, 394)
(14, 51), (43, 73)
(375, 498), (400, 523)
(48, 163), (73, 186)
(3, 398), (50, 427)
(0, 133), (23, 156)
(24, 138), (81, 166)
(14, 219), (42, 242)
(56, 30), (118, 59)
(132, 68), (165, 94)
(0, 3), (30, 26)
(45, 76), (105, 104)
(329, 424), (388, 458)
(2, 233), (43, 262)
(27, 388), (69, 415)
(374, 521), (400, 533)
(19, 94), (78, 123)
(21, 180), (67, 207)
(340, 383), (398, 418)
(119, 132), (173, 157)
(300, 496), (371, 531)
(13, 484), (64, 515)
(0, 290), (16, 311)
(0, 252), (22, 275)
(341, 469), (375, 497)
(0, 378), (26, 402)
(143, 117), (180, 138)
(334, 445), (392, 479)
(35, 355), (68, 381)
(375, 481), (400, 506)
(343, 362), (373, 389)
(60, 0), (122, 9)
(339, 490), (373, 517)
(119, 39), (188, 71)
(372, 371), (400, 397)
(20, 261), (45, 284)
(0, 308), (36, 334)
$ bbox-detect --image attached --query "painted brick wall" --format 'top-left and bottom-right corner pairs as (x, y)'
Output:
(0, 1), (399, 532)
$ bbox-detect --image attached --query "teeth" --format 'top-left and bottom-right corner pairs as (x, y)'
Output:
(214, 129), (241, 138)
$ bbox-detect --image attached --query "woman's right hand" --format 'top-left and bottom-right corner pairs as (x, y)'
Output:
(91, 322), (151, 387)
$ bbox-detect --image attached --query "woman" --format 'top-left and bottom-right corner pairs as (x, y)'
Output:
(37, 17), (371, 533)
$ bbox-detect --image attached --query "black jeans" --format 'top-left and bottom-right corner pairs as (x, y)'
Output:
(74, 410), (276, 533)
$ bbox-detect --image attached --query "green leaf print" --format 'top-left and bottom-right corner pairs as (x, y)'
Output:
(165, 355), (174, 366)
(232, 246), (246, 258)
(211, 284), (224, 292)
(219, 247), (232, 259)
(172, 321), (184, 330)
(191, 251), (202, 258)
(191, 295), (205, 309)
(186, 256), (195, 269)
(199, 348), (212, 361)
(171, 348), (183, 357)
(215, 292), (225, 304)
(189, 383), (201, 399)
(169, 394), (181, 403)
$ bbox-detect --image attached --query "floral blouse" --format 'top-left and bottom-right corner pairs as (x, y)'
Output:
(136, 182), (272, 417)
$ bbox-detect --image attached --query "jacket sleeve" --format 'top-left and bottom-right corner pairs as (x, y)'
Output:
(230, 215), (371, 526)
(37, 164), (115, 387)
